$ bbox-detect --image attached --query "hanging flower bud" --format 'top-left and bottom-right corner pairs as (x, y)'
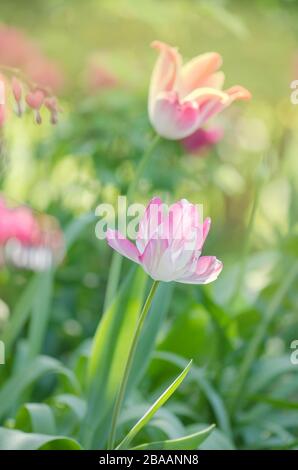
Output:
(25, 88), (45, 124)
(0, 78), (5, 127)
(44, 96), (59, 124)
(0, 105), (5, 128)
(11, 76), (23, 116)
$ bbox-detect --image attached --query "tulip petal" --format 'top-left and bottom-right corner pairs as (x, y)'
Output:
(137, 197), (164, 253)
(149, 41), (181, 118)
(106, 229), (140, 263)
(197, 217), (211, 250)
(164, 199), (200, 245)
(180, 52), (222, 96)
(203, 71), (225, 90)
(150, 91), (201, 139)
(177, 256), (223, 284)
(182, 87), (229, 106)
(139, 237), (170, 280)
(198, 85), (251, 125)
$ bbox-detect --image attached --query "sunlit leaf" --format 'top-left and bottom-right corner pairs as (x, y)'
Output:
(0, 427), (82, 450)
(116, 360), (192, 450)
(0, 356), (80, 421)
(15, 403), (56, 435)
(131, 424), (215, 450)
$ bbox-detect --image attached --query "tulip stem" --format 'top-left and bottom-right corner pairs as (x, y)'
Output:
(107, 279), (159, 450)
(127, 134), (161, 201)
(103, 134), (161, 311)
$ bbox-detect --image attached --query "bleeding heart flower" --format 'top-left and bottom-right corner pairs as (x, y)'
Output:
(106, 197), (223, 284)
(148, 41), (251, 140)
(11, 77), (22, 102)
(11, 76), (23, 116)
(26, 89), (45, 124)
(26, 89), (44, 110)
(0, 78), (6, 127)
(44, 96), (59, 124)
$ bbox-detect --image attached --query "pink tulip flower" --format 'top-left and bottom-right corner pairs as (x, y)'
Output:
(106, 197), (223, 284)
(148, 41), (251, 140)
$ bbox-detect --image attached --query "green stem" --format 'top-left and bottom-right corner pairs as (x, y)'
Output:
(230, 262), (298, 413)
(107, 280), (159, 450)
(103, 134), (161, 310)
(127, 134), (161, 202)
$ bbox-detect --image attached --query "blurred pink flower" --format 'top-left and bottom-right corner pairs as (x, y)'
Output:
(44, 96), (59, 124)
(0, 25), (64, 93)
(11, 76), (22, 102)
(0, 26), (63, 125)
(86, 59), (118, 93)
(26, 88), (45, 123)
(106, 197), (223, 284)
(0, 77), (6, 126)
(0, 197), (41, 246)
(0, 196), (64, 270)
(148, 41), (251, 140)
(182, 127), (224, 155)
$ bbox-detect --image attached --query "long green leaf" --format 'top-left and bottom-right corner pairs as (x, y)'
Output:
(131, 424), (215, 450)
(245, 356), (296, 396)
(15, 403), (56, 435)
(0, 355), (80, 421)
(51, 394), (87, 421)
(116, 360), (192, 450)
(230, 262), (298, 412)
(1, 213), (95, 355)
(27, 270), (54, 359)
(82, 267), (147, 448)
(1, 274), (39, 353)
(64, 212), (96, 249)
(154, 351), (233, 440)
(0, 427), (82, 450)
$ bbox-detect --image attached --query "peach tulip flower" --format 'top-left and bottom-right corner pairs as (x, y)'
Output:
(148, 41), (251, 139)
(106, 197), (223, 284)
